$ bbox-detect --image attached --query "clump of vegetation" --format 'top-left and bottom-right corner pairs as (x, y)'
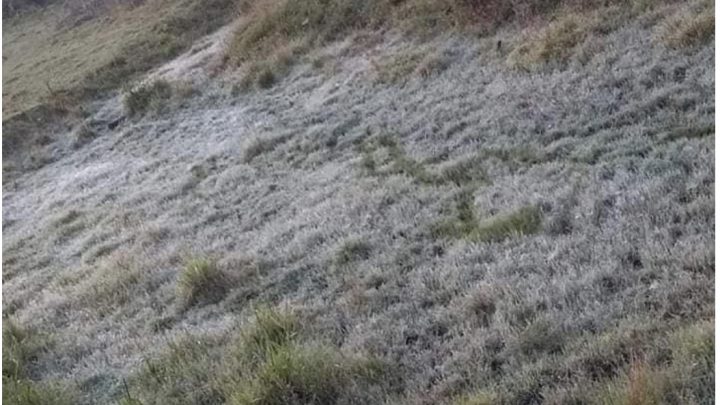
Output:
(79, 254), (143, 312)
(440, 156), (489, 186)
(243, 134), (292, 163)
(472, 205), (543, 243)
(507, 14), (588, 69)
(235, 41), (306, 90)
(239, 307), (300, 364)
(123, 80), (173, 117)
(659, 7), (714, 48)
(229, 343), (385, 405)
(374, 51), (425, 84)
(515, 317), (565, 356)
(358, 135), (437, 184)
(71, 123), (98, 148)
(335, 238), (372, 265)
(433, 191), (543, 243)
(176, 257), (229, 308)
(416, 49), (454, 78)
(452, 391), (498, 405)
(122, 79), (197, 117)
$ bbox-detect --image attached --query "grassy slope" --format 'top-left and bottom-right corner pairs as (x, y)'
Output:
(2, 0), (234, 119)
(2, 0), (715, 404)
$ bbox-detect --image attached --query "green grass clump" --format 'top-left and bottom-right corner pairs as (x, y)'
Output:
(432, 195), (543, 243)
(471, 206), (543, 243)
(176, 257), (228, 308)
(239, 307), (300, 364)
(228, 344), (386, 405)
(123, 80), (173, 117)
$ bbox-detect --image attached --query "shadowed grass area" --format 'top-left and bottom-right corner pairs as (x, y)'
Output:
(2, 320), (78, 405)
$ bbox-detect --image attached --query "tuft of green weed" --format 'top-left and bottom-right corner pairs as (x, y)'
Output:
(176, 257), (228, 308)
(471, 206), (543, 243)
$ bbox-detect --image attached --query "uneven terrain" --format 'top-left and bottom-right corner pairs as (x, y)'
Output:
(2, 0), (715, 404)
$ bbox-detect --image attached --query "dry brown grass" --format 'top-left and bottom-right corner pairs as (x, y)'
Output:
(3, 0), (233, 119)
(659, 5), (714, 48)
(507, 13), (589, 69)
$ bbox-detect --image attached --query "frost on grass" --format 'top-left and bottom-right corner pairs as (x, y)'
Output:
(2, 0), (714, 403)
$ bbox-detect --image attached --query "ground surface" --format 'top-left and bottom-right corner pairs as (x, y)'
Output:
(2, 1), (715, 404)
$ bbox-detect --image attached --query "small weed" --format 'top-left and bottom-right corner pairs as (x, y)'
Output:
(176, 257), (229, 308)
